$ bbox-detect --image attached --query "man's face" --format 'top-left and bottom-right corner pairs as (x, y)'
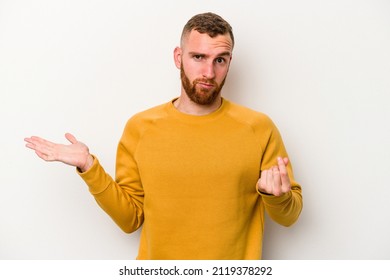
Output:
(176, 30), (233, 105)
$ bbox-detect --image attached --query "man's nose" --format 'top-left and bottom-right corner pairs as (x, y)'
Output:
(202, 61), (216, 79)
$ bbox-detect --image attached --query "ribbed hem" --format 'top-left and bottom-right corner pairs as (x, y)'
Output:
(76, 155), (112, 194)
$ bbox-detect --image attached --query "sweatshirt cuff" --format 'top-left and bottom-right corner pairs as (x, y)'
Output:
(76, 155), (111, 194)
(257, 188), (292, 205)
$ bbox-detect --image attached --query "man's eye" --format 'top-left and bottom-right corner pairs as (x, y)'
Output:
(194, 55), (202, 60)
(216, 58), (225, 64)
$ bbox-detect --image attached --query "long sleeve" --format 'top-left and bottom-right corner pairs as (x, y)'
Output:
(78, 117), (145, 233)
(257, 116), (303, 227)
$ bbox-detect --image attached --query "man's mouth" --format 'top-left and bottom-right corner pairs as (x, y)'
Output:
(197, 81), (215, 89)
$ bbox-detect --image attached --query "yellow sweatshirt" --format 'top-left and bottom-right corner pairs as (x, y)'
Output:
(79, 98), (302, 259)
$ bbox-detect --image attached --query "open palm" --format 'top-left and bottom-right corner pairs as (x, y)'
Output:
(24, 133), (93, 172)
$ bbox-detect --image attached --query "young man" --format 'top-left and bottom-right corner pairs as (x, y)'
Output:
(25, 12), (303, 259)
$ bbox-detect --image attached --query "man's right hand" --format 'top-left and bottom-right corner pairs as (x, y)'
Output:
(24, 133), (93, 172)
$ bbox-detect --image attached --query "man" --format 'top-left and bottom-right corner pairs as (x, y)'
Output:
(25, 12), (302, 259)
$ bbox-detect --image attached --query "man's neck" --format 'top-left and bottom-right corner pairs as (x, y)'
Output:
(173, 94), (222, 116)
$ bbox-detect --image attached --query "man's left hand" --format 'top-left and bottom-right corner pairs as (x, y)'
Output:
(257, 157), (291, 197)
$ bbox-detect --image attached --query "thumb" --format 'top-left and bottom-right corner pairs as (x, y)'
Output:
(65, 133), (78, 144)
(283, 157), (289, 166)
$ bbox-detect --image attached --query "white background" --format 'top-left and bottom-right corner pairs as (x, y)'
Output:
(1, 0), (389, 260)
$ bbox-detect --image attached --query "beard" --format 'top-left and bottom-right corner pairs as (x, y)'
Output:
(180, 64), (226, 105)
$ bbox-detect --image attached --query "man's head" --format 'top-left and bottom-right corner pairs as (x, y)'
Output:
(180, 12), (234, 50)
(174, 13), (234, 106)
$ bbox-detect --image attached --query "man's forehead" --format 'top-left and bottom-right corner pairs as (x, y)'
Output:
(183, 30), (233, 53)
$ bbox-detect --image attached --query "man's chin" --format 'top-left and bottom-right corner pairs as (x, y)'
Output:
(189, 92), (219, 105)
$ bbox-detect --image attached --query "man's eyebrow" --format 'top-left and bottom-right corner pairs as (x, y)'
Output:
(217, 51), (232, 57)
(188, 51), (231, 57)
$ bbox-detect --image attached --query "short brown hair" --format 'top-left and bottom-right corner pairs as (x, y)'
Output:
(181, 12), (234, 48)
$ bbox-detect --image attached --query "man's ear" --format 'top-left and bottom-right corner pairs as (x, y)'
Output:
(173, 47), (182, 69)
